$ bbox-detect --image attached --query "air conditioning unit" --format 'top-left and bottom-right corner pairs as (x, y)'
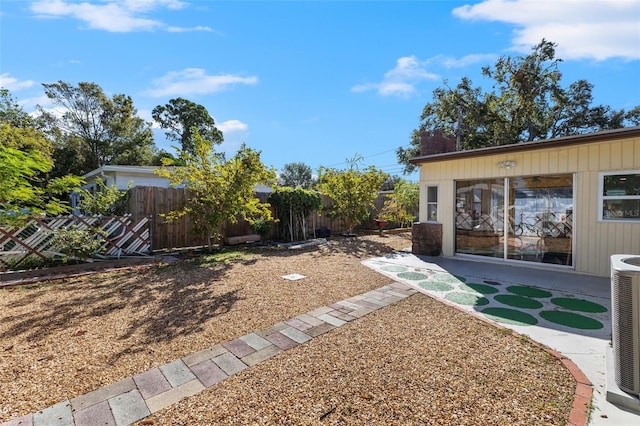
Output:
(611, 254), (640, 395)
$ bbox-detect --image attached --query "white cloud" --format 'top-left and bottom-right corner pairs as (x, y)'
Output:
(21, 94), (52, 111)
(167, 25), (213, 33)
(217, 119), (248, 134)
(0, 73), (35, 91)
(351, 56), (439, 97)
(431, 53), (497, 68)
(453, 0), (640, 60)
(146, 68), (258, 97)
(137, 108), (158, 127)
(29, 0), (211, 33)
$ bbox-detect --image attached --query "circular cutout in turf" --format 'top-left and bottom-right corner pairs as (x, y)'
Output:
(418, 281), (454, 292)
(433, 273), (466, 284)
(481, 307), (538, 326)
(494, 294), (544, 309)
(506, 285), (552, 299)
(445, 292), (489, 306)
(461, 283), (500, 295)
(380, 265), (408, 273)
(397, 272), (429, 281)
(540, 311), (603, 330)
(550, 298), (608, 313)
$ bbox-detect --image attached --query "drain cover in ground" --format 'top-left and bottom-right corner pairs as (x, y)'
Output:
(397, 271), (429, 280)
(550, 297), (608, 313)
(418, 281), (454, 292)
(380, 265), (408, 273)
(539, 311), (604, 329)
(445, 292), (489, 306)
(282, 274), (306, 281)
(481, 307), (538, 326)
(432, 273), (466, 283)
(506, 285), (552, 298)
(494, 294), (544, 309)
(461, 283), (500, 295)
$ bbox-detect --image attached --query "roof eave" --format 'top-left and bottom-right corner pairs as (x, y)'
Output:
(409, 126), (640, 165)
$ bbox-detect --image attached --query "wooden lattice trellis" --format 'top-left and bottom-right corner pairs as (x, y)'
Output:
(0, 214), (151, 271)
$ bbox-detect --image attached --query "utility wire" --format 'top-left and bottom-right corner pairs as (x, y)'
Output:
(324, 144), (412, 168)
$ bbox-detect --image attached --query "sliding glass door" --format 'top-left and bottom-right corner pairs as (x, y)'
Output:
(455, 174), (573, 266)
(455, 179), (505, 258)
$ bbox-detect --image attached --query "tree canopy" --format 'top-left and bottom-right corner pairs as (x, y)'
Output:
(39, 81), (156, 176)
(398, 40), (640, 173)
(278, 162), (315, 189)
(152, 97), (223, 157)
(318, 158), (387, 234)
(268, 187), (322, 241)
(156, 131), (276, 249)
(0, 146), (82, 224)
(76, 177), (131, 216)
(379, 180), (419, 228)
(0, 88), (39, 129)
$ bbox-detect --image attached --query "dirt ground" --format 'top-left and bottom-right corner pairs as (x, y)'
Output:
(0, 233), (575, 424)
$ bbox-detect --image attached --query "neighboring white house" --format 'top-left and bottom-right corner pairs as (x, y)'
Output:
(74, 165), (273, 210)
(81, 165), (173, 191)
(81, 165), (275, 192)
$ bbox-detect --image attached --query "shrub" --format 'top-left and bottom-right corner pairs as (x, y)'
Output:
(49, 226), (106, 263)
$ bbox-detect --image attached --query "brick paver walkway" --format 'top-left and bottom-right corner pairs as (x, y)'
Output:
(2, 282), (417, 426)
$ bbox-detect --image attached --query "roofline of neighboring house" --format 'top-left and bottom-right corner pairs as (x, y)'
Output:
(409, 126), (640, 165)
(82, 165), (163, 179)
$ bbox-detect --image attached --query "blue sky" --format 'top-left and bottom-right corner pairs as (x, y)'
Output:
(1, 0), (639, 180)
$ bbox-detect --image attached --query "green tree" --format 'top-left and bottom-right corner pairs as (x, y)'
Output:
(625, 106), (640, 126)
(268, 187), (322, 241)
(278, 162), (315, 189)
(398, 40), (639, 173)
(49, 226), (106, 263)
(0, 89), (52, 158)
(380, 180), (419, 228)
(381, 174), (403, 191)
(0, 123), (54, 160)
(1, 102), (82, 223)
(0, 88), (39, 128)
(152, 97), (223, 157)
(0, 146), (82, 224)
(155, 131), (276, 250)
(77, 177), (131, 216)
(39, 81), (156, 176)
(151, 150), (187, 167)
(318, 157), (387, 234)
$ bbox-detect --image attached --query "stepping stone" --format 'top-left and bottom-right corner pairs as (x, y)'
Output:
(108, 390), (150, 426)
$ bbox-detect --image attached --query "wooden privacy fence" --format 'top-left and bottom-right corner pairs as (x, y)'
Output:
(0, 214), (151, 272)
(128, 186), (392, 250)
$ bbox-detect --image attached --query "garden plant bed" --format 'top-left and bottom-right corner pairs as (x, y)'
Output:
(0, 232), (575, 424)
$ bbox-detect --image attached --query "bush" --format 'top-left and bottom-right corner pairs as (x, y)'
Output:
(49, 226), (106, 263)
(250, 217), (274, 239)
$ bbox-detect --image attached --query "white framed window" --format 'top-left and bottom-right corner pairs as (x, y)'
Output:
(426, 185), (438, 222)
(599, 170), (640, 222)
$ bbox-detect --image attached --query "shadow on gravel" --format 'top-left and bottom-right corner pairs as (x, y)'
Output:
(0, 233), (410, 360)
(0, 256), (254, 358)
(255, 233), (412, 260)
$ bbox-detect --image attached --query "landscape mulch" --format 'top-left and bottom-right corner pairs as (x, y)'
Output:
(0, 233), (575, 424)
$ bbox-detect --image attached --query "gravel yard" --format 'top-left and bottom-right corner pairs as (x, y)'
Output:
(0, 233), (575, 424)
